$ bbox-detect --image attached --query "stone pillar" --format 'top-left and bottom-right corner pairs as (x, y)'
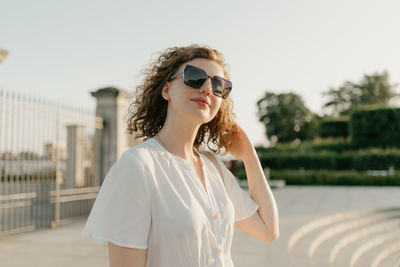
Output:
(66, 124), (85, 188)
(91, 87), (132, 184)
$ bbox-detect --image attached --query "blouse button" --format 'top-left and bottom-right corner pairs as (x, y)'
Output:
(218, 248), (222, 254)
(213, 213), (219, 219)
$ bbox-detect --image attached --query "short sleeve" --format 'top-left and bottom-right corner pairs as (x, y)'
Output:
(213, 155), (259, 222)
(81, 151), (151, 249)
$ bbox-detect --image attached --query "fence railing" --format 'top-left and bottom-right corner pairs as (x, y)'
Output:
(0, 89), (102, 236)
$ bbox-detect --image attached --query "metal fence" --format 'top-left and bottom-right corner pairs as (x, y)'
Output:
(0, 89), (102, 237)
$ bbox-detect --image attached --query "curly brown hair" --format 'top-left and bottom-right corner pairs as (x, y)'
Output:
(126, 44), (238, 154)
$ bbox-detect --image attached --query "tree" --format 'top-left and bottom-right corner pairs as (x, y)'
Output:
(256, 92), (318, 144)
(322, 71), (399, 116)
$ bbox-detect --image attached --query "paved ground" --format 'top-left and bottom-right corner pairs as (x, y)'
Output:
(0, 186), (399, 267)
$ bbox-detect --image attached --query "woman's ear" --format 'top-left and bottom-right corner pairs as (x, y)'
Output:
(161, 82), (170, 101)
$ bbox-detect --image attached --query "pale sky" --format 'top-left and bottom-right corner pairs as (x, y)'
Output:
(1, 0), (399, 146)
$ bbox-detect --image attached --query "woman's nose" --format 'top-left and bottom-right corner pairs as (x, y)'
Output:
(199, 78), (212, 95)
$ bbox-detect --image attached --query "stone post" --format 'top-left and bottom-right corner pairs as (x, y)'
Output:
(91, 87), (133, 185)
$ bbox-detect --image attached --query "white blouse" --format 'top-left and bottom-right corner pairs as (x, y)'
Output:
(81, 137), (259, 267)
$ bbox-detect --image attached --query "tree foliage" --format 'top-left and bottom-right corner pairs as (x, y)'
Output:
(322, 71), (398, 116)
(256, 92), (318, 144)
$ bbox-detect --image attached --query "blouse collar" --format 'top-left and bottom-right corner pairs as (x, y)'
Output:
(148, 137), (204, 167)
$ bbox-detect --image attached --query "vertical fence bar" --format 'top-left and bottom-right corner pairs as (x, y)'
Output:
(26, 93), (32, 229)
(0, 90), (3, 232)
(33, 95), (40, 229)
(8, 91), (14, 230)
(51, 108), (60, 228)
(5, 91), (11, 232)
(16, 92), (21, 229)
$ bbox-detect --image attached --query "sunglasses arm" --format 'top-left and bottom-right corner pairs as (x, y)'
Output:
(169, 71), (184, 81)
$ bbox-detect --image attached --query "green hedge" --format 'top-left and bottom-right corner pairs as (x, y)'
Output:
(269, 169), (400, 186)
(257, 148), (400, 171)
(255, 138), (353, 153)
(350, 107), (400, 148)
(319, 119), (348, 138)
(235, 168), (400, 186)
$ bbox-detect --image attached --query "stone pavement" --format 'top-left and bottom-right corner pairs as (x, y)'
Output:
(0, 186), (399, 267)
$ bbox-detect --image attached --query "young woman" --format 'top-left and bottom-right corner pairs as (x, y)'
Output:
(81, 44), (279, 267)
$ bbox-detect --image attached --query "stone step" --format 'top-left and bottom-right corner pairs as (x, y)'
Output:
(352, 231), (400, 267)
(288, 207), (400, 252)
(312, 222), (400, 267)
(332, 218), (400, 266)
(288, 207), (400, 267)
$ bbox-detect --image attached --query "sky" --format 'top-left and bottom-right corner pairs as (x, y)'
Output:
(1, 0), (399, 146)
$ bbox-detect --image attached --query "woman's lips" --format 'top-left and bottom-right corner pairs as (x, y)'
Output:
(192, 100), (209, 107)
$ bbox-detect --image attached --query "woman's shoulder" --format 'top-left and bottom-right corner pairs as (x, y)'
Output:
(120, 137), (160, 166)
(103, 138), (160, 185)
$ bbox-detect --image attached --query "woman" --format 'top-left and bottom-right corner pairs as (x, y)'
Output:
(81, 44), (279, 267)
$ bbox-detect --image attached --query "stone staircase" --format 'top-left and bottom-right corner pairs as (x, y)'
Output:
(288, 207), (400, 267)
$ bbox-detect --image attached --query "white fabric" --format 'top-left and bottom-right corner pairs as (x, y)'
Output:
(81, 137), (259, 267)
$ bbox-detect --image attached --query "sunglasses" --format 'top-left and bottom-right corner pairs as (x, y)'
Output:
(168, 64), (232, 99)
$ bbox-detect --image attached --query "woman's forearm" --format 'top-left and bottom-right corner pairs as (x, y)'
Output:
(243, 152), (280, 239)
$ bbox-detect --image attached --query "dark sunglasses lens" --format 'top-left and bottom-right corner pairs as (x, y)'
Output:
(212, 77), (231, 98)
(184, 65), (206, 88)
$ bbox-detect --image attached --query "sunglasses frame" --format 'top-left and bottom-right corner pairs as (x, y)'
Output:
(168, 64), (232, 99)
